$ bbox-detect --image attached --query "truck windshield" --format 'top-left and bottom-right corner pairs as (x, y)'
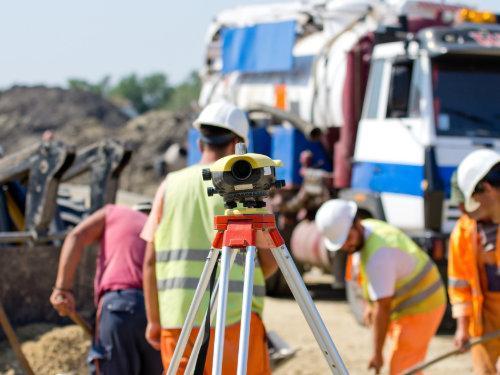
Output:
(432, 56), (500, 138)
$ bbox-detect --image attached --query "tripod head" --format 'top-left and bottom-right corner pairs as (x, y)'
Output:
(202, 143), (285, 209)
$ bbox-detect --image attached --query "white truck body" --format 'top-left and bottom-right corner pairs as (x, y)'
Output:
(199, 0), (500, 241)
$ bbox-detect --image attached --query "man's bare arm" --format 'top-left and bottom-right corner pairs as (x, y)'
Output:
(368, 296), (392, 374)
(50, 208), (105, 315)
(143, 241), (161, 349)
(257, 248), (278, 279)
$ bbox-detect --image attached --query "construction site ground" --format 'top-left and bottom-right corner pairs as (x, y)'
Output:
(0, 272), (472, 375)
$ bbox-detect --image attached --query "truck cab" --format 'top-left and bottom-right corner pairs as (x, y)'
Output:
(347, 24), (500, 247)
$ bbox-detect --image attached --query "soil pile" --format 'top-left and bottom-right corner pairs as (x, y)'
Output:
(0, 86), (194, 194)
(120, 109), (192, 195)
(0, 86), (128, 154)
(0, 324), (89, 375)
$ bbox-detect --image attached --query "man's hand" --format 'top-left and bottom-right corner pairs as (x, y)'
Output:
(453, 316), (471, 352)
(454, 324), (470, 352)
(49, 289), (75, 316)
(363, 304), (374, 327)
(145, 321), (161, 350)
(368, 352), (384, 374)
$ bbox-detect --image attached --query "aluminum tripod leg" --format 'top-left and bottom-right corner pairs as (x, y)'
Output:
(237, 246), (256, 375)
(212, 246), (233, 375)
(184, 250), (238, 375)
(272, 244), (348, 375)
(166, 248), (221, 375)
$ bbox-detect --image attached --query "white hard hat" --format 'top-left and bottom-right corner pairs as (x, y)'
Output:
(315, 199), (358, 252)
(457, 149), (500, 212)
(193, 101), (249, 145)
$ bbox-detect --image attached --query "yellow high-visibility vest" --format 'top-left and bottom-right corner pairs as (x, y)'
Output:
(360, 219), (446, 321)
(154, 164), (265, 328)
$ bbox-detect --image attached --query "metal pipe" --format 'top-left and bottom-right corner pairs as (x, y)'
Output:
(0, 231), (67, 243)
(246, 103), (322, 140)
(167, 249), (221, 375)
(272, 244), (348, 374)
(236, 246), (256, 375)
(212, 246), (234, 375)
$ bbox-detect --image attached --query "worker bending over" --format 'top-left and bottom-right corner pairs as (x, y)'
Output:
(141, 101), (277, 374)
(316, 199), (446, 374)
(50, 204), (162, 375)
(450, 149), (500, 373)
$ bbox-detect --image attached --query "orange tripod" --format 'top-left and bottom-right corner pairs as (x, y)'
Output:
(167, 210), (347, 375)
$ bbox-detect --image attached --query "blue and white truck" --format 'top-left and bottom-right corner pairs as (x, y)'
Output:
(192, 0), (500, 319)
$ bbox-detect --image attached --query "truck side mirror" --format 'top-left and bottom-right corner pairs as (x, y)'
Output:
(387, 63), (412, 118)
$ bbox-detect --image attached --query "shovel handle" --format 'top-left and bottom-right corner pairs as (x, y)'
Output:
(0, 301), (35, 375)
(68, 310), (93, 339)
(403, 329), (500, 375)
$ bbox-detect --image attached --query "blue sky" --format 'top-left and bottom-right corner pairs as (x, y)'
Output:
(0, 0), (499, 89)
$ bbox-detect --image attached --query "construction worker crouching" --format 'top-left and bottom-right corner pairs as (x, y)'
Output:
(141, 101), (277, 374)
(315, 199), (446, 375)
(449, 149), (500, 373)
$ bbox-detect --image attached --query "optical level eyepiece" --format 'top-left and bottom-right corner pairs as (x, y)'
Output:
(231, 160), (253, 181)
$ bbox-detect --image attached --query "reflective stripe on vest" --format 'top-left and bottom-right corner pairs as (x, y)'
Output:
(153, 165), (266, 329)
(360, 219), (446, 320)
(448, 277), (471, 289)
(157, 277), (266, 296)
(156, 248), (247, 267)
(393, 260), (433, 298)
(393, 278), (444, 313)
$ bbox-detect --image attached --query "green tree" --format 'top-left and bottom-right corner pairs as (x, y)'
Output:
(67, 76), (110, 96)
(110, 74), (146, 113)
(142, 73), (172, 109)
(110, 73), (172, 114)
(164, 71), (201, 111)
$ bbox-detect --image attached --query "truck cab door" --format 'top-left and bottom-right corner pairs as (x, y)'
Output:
(352, 50), (428, 231)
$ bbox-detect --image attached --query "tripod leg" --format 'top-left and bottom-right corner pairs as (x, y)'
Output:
(184, 250), (238, 375)
(237, 246), (256, 375)
(167, 248), (221, 375)
(272, 245), (348, 375)
(212, 246), (234, 375)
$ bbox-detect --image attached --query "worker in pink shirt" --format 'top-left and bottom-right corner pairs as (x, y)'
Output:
(50, 204), (162, 375)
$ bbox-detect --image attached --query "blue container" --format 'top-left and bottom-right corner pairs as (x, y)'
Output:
(187, 127), (272, 165)
(248, 127), (271, 156)
(271, 127), (331, 185)
(187, 128), (202, 166)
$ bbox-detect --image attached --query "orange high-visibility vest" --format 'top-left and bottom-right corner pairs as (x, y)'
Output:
(447, 215), (500, 337)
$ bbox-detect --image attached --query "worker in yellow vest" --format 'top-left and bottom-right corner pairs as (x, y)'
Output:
(315, 199), (446, 375)
(141, 101), (277, 374)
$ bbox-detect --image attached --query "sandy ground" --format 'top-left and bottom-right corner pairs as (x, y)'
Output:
(265, 275), (473, 375)
(0, 279), (474, 374)
(0, 324), (89, 375)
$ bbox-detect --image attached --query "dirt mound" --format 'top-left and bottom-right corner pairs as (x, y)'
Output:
(0, 86), (129, 154)
(0, 85), (194, 194)
(120, 109), (192, 195)
(0, 324), (89, 375)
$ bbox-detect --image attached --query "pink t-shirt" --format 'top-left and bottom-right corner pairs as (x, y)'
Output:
(94, 205), (148, 303)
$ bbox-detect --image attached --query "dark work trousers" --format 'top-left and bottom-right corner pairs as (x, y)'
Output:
(87, 289), (163, 375)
